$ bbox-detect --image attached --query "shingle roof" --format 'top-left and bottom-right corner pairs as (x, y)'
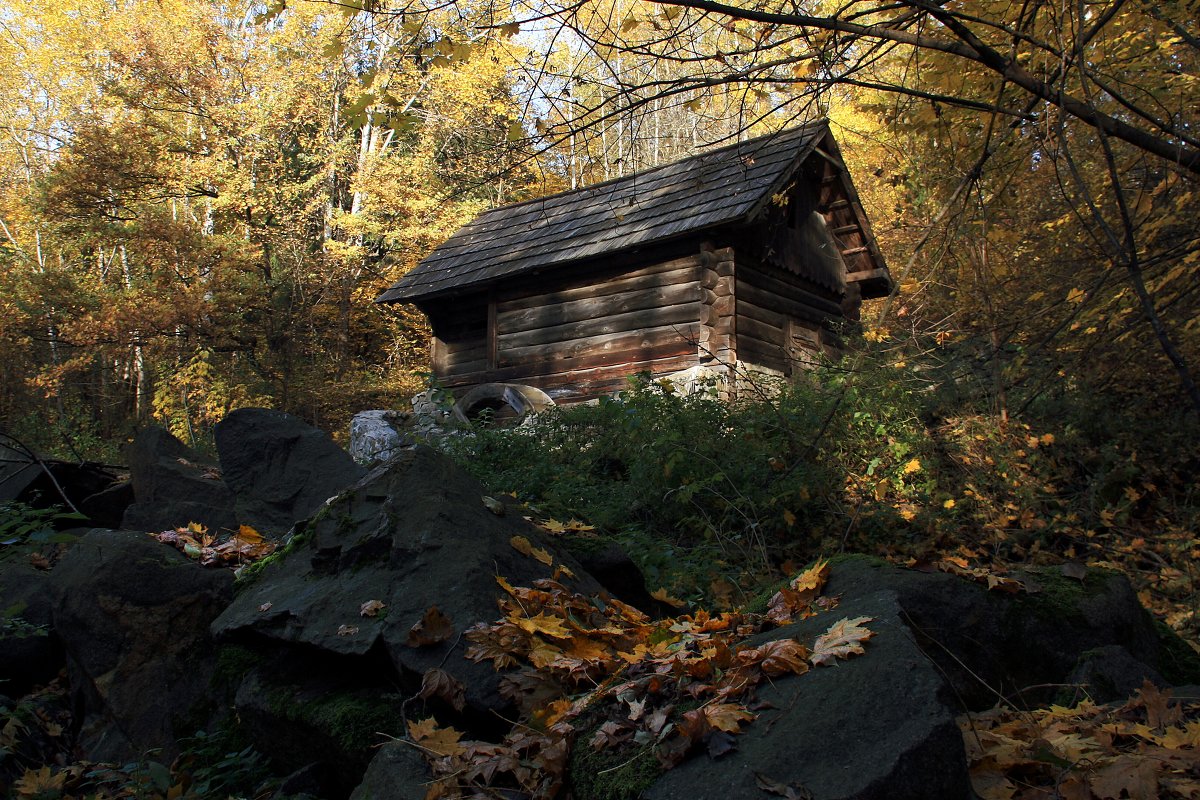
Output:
(376, 121), (829, 303)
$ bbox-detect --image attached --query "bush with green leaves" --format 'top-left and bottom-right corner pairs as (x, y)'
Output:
(447, 373), (853, 599)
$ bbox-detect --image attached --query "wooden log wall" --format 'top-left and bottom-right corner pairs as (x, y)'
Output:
(697, 244), (736, 369)
(735, 253), (845, 376)
(431, 255), (708, 403)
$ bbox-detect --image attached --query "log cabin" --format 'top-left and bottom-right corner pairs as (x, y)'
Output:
(375, 120), (892, 410)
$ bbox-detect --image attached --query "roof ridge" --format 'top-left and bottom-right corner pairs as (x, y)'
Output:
(467, 120), (829, 219)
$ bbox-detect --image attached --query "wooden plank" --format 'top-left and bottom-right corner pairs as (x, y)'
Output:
(438, 337), (487, 357)
(846, 268), (890, 284)
(439, 352), (700, 395)
(498, 281), (701, 334)
(739, 269), (844, 315)
(500, 322), (701, 366)
(737, 281), (832, 327)
(442, 357), (488, 377)
(738, 314), (784, 348)
(738, 338), (787, 373)
(513, 341), (696, 374)
(432, 337), (447, 375)
(486, 298), (497, 370)
(737, 297), (787, 330)
(496, 259), (700, 311)
(497, 301), (700, 351)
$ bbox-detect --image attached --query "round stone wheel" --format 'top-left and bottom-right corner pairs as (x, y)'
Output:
(451, 383), (555, 426)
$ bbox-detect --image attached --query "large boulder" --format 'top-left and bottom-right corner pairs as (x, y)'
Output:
(50, 528), (234, 761)
(121, 426), (237, 534)
(350, 741), (430, 800)
(634, 555), (1190, 800)
(642, 588), (971, 800)
(817, 557), (1176, 708)
(0, 560), (63, 695)
(215, 408), (366, 536)
(348, 410), (414, 466)
(213, 445), (603, 715)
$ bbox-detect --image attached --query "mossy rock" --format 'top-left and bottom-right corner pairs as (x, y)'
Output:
(1154, 620), (1200, 686)
(566, 713), (663, 800)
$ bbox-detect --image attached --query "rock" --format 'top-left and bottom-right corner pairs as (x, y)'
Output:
(121, 426), (238, 534)
(215, 408), (366, 536)
(816, 557), (1172, 708)
(1065, 645), (1166, 704)
(566, 539), (661, 614)
(271, 762), (342, 800)
(0, 560), (63, 695)
(640, 588), (971, 800)
(213, 445), (603, 715)
(348, 410), (414, 466)
(50, 528), (234, 761)
(233, 656), (406, 796)
(0, 442), (42, 502)
(350, 741), (430, 800)
(79, 480), (135, 528)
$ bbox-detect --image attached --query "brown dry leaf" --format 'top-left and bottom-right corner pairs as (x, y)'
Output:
(767, 559), (829, 624)
(1061, 562), (1088, 581)
(704, 702), (755, 733)
(407, 606), (454, 647)
(359, 599), (386, 617)
(754, 771), (814, 799)
(739, 639), (810, 677)
(651, 587), (687, 608)
(337, 624), (359, 636)
(510, 535), (554, 566)
(418, 667), (467, 712)
(1088, 753), (1160, 799)
(236, 524), (263, 544)
(1135, 680), (1183, 730)
(408, 717), (467, 757)
(810, 616), (874, 666)
(13, 766), (66, 796)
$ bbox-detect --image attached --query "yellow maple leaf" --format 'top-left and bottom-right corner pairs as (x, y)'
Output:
(511, 535), (554, 566)
(650, 587), (687, 608)
(408, 717), (466, 757)
(513, 611), (572, 639)
(704, 703), (756, 733)
(810, 616), (874, 666)
(902, 458), (922, 475)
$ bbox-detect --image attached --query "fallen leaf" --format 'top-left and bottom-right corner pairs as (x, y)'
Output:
(754, 771), (814, 799)
(408, 717), (466, 757)
(360, 599), (387, 617)
(810, 617), (874, 666)
(510, 535), (554, 566)
(407, 606), (454, 647)
(1061, 562), (1088, 581)
(258, 602), (273, 612)
(706, 730), (737, 758)
(513, 611), (572, 639)
(651, 587), (687, 608)
(482, 495), (505, 515)
(703, 702), (755, 733)
(739, 639), (810, 676)
(418, 667), (467, 712)
(337, 624), (359, 636)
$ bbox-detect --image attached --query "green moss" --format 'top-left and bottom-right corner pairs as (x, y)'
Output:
(266, 686), (406, 756)
(567, 738), (661, 800)
(1010, 566), (1121, 621)
(234, 526), (314, 589)
(211, 644), (265, 690)
(1154, 620), (1200, 686)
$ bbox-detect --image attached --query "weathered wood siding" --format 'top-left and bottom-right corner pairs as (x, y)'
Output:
(735, 252), (845, 376)
(425, 254), (708, 403)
